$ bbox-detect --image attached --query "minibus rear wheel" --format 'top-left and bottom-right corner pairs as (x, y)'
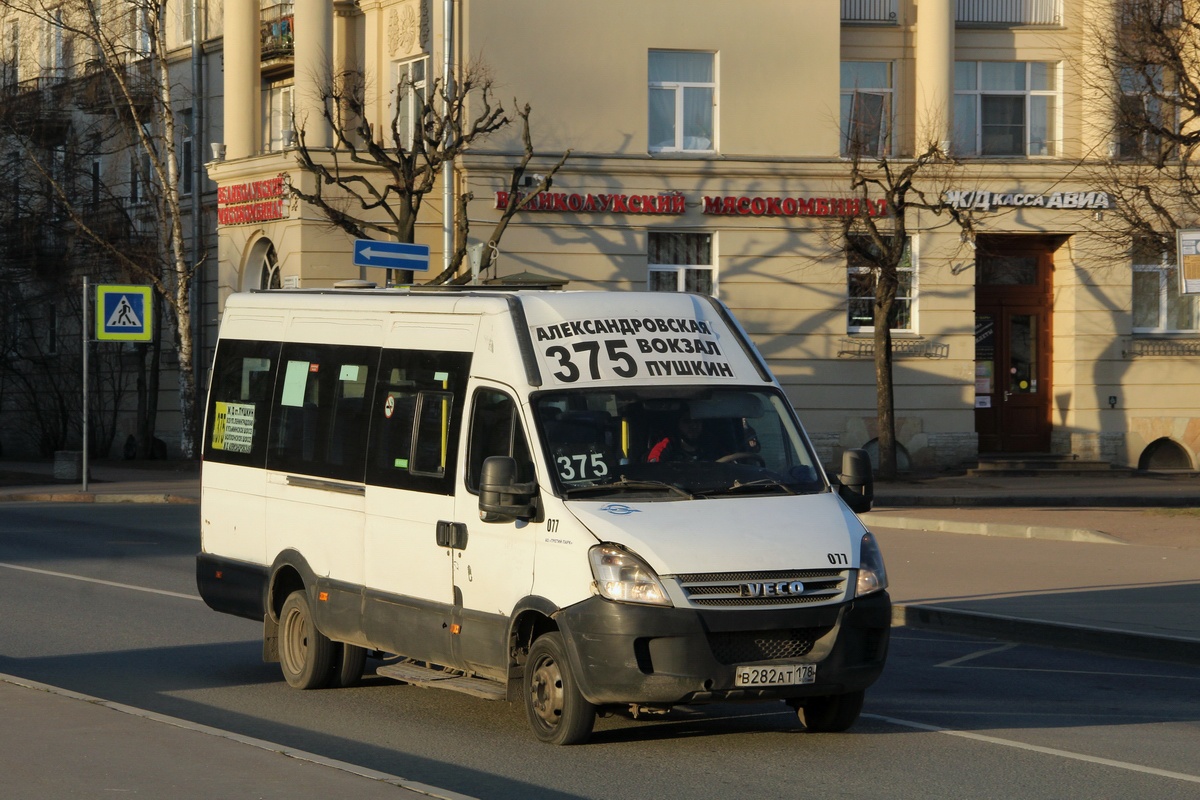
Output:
(524, 633), (596, 745)
(279, 590), (335, 690)
(331, 643), (368, 688)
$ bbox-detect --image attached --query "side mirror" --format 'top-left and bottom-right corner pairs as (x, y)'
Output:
(479, 456), (539, 523)
(836, 448), (874, 513)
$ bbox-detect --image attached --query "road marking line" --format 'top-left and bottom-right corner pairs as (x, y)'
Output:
(0, 561), (200, 601)
(936, 643), (1017, 667)
(941, 664), (1200, 681)
(864, 713), (1200, 784)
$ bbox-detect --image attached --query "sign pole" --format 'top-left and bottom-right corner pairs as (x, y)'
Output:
(81, 277), (89, 492)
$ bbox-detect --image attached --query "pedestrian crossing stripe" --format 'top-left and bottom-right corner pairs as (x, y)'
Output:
(95, 284), (153, 342)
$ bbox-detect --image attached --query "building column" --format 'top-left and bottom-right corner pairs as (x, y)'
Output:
(915, 0), (955, 153)
(223, 2), (261, 159)
(295, 0), (334, 149)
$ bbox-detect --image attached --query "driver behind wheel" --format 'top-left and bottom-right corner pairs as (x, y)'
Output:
(646, 411), (724, 463)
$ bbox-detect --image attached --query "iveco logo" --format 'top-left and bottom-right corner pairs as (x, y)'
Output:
(740, 581), (805, 598)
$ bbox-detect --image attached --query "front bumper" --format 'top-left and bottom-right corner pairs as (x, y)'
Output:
(555, 591), (890, 706)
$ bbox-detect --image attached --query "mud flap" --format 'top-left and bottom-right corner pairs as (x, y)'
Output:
(263, 613), (279, 662)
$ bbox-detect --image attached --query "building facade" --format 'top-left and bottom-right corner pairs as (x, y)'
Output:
(0, 1), (223, 459)
(199, 0), (1199, 472)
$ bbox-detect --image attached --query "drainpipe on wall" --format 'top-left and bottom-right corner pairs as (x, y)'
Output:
(191, 0), (206, 394)
(442, 0), (453, 279)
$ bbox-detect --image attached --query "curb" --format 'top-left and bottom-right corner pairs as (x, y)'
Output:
(874, 494), (1200, 508)
(0, 492), (198, 504)
(893, 603), (1200, 666)
(868, 514), (1125, 545)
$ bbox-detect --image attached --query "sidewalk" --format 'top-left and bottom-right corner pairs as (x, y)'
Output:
(0, 675), (474, 800)
(0, 458), (1197, 793)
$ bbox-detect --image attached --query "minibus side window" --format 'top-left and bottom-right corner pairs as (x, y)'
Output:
(265, 343), (378, 482)
(466, 389), (533, 492)
(365, 349), (470, 495)
(204, 338), (281, 468)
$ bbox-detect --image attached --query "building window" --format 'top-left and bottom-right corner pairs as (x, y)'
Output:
(1132, 243), (1199, 333)
(648, 50), (715, 153)
(180, 109), (193, 196)
(1117, 67), (1176, 161)
(953, 61), (1059, 157)
(648, 232), (714, 295)
(3, 21), (18, 88)
(263, 82), (293, 152)
(259, 242), (282, 290)
(91, 158), (102, 208)
(840, 61), (891, 157)
(847, 236), (914, 332)
(46, 303), (57, 355)
(178, 0), (194, 45)
(133, 4), (153, 57)
(41, 8), (64, 78)
(389, 58), (427, 151)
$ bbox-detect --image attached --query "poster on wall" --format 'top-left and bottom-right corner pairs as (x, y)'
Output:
(1176, 229), (1200, 295)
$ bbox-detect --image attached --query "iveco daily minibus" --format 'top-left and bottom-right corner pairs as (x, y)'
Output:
(197, 287), (889, 744)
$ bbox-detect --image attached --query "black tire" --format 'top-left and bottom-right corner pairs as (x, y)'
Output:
(278, 590), (335, 690)
(524, 633), (596, 745)
(330, 643), (368, 688)
(800, 690), (865, 733)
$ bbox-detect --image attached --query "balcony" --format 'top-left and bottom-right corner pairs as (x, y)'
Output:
(842, 0), (897, 24)
(74, 60), (157, 117)
(0, 76), (72, 144)
(956, 0), (1061, 26)
(842, 0), (1063, 26)
(262, 2), (295, 77)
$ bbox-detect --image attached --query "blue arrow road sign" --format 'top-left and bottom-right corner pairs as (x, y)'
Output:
(353, 239), (431, 271)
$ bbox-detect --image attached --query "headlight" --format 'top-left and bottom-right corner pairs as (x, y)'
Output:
(855, 531), (889, 597)
(588, 544), (672, 606)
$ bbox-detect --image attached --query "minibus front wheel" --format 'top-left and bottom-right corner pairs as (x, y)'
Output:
(279, 590), (335, 690)
(524, 633), (596, 745)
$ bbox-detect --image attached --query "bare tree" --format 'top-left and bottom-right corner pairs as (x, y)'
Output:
(291, 63), (568, 285)
(1085, 0), (1200, 249)
(840, 141), (974, 480)
(0, 0), (204, 458)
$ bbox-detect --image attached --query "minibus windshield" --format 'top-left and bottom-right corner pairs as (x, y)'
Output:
(532, 387), (827, 499)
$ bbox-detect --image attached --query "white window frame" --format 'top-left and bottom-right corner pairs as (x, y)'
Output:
(131, 3), (153, 58)
(41, 8), (64, 78)
(177, 0), (194, 46)
(263, 82), (294, 152)
(647, 231), (716, 296)
(847, 236), (916, 334)
(840, 61), (892, 158)
(648, 50), (716, 154)
(1132, 249), (1200, 334)
(389, 57), (427, 151)
(953, 61), (1060, 157)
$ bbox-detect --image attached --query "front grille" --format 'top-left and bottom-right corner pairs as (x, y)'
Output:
(707, 628), (829, 664)
(672, 569), (849, 608)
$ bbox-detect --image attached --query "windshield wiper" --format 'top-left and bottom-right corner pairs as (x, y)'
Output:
(563, 478), (694, 500)
(697, 478), (800, 497)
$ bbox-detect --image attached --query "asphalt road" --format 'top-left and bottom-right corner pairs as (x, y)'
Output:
(1, 504), (1198, 800)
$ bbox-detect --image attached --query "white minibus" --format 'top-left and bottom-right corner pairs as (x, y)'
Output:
(198, 287), (888, 744)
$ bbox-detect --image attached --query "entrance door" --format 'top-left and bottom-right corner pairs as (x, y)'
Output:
(974, 243), (1054, 453)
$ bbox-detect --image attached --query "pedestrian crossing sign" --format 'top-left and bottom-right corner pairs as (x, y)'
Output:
(96, 284), (153, 342)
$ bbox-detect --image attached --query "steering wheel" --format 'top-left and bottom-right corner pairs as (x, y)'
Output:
(717, 451), (766, 466)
